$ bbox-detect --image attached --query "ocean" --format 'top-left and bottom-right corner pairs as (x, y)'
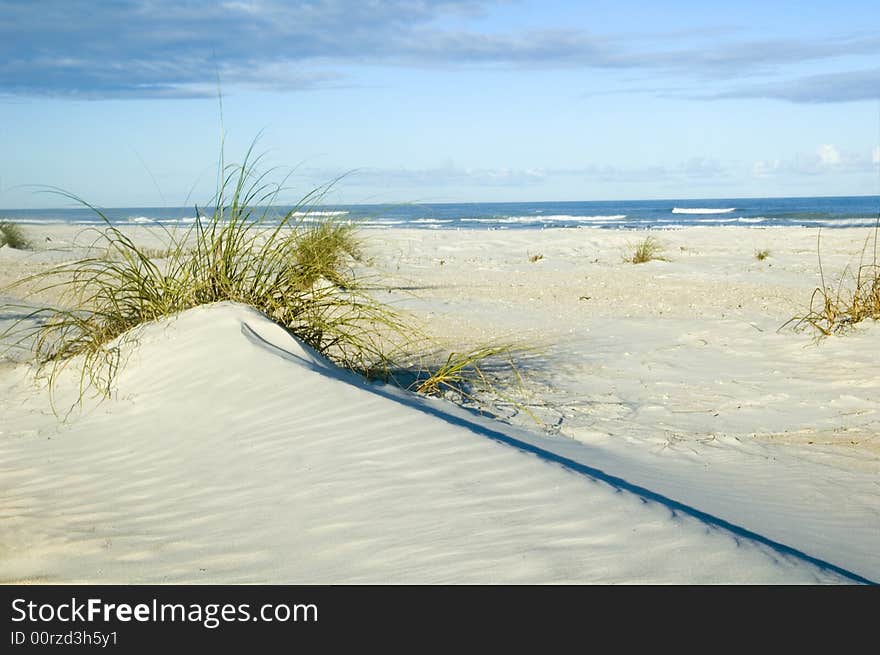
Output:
(1, 195), (878, 231)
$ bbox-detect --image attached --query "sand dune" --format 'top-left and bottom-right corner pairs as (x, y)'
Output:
(0, 302), (869, 583)
(1, 226), (878, 583)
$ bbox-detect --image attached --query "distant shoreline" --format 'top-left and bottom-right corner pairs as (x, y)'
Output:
(1, 194), (878, 231)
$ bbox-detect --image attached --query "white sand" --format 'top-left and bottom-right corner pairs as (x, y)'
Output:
(1, 225), (878, 583)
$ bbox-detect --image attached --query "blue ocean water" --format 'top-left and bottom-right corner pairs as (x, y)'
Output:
(1, 196), (878, 230)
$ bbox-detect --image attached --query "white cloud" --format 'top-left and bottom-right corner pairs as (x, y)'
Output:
(817, 144), (841, 166)
(752, 145), (876, 178)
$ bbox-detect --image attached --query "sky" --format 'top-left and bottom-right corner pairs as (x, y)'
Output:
(1, 0), (879, 208)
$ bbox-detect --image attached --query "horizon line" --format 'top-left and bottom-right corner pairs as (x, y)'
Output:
(2, 192), (879, 213)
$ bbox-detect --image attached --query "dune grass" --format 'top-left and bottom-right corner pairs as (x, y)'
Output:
(784, 226), (880, 335)
(625, 236), (667, 264)
(755, 249), (771, 261)
(102, 245), (181, 261)
(414, 345), (515, 397)
(409, 344), (540, 424)
(2, 149), (414, 411)
(0, 221), (31, 249)
(290, 220), (362, 289)
(2, 147), (531, 420)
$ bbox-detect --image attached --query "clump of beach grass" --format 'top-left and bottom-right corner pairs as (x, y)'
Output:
(2, 148), (413, 411)
(0, 221), (31, 249)
(783, 225), (880, 335)
(410, 344), (541, 424)
(755, 249), (771, 261)
(414, 345), (514, 397)
(290, 220), (362, 289)
(528, 253), (544, 263)
(2, 146), (534, 421)
(625, 236), (667, 264)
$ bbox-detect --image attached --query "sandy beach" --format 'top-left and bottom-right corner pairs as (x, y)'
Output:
(1, 223), (878, 584)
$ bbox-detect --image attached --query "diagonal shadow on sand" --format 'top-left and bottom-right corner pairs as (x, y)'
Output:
(240, 319), (876, 585)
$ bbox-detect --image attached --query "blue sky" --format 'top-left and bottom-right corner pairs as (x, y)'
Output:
(1, 0), (878, 208)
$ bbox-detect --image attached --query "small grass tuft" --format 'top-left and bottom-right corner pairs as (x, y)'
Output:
(755, 249), (771, 261)
(783, 225), (880, 335)
(528, 253), (544, 263)
(625, 236), (667, 264)
(414, 345), (513, 398)
(409, 344), (541, 424)
(0, 221), (31, 249)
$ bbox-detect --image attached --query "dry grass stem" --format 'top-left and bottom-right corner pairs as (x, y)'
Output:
(625, 236), (667, 264)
